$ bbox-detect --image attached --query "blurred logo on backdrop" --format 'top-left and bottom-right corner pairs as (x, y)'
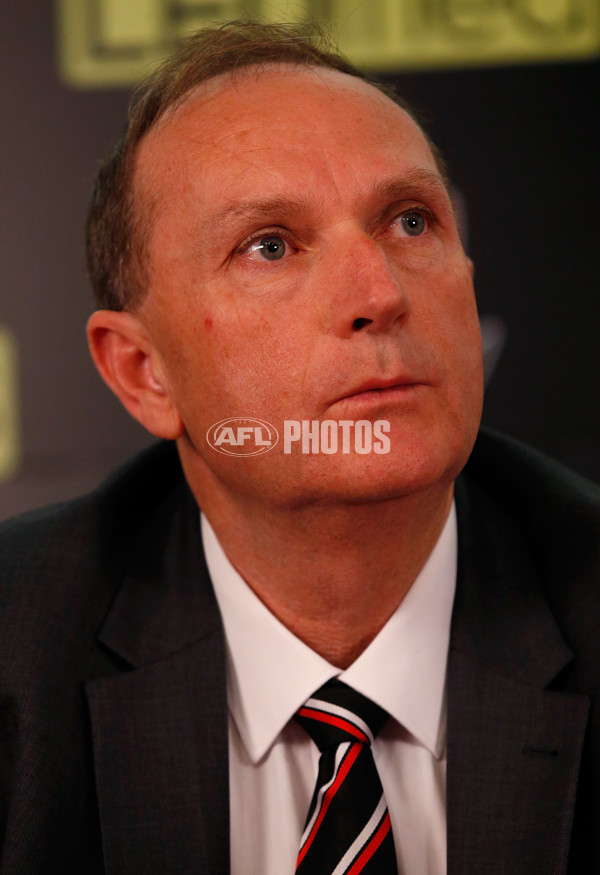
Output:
(0, 327), (19, 482)
(58, 0), (600, 87)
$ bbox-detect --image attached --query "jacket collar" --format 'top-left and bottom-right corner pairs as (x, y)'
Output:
(96, 479), (222, 668)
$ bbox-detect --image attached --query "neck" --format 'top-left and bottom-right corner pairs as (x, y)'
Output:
(183, 455), (454, 669)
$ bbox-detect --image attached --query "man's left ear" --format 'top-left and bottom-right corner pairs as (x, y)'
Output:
(87, 310), (183, 440)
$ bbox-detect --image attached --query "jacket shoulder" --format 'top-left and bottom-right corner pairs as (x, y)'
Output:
(464, 429), (600, 554)
(463, 429), (600, 684)
(0, 441), (185, 674)
(466, 429), (600, 508)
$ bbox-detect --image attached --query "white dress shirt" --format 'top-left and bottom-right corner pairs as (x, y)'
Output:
(202, 504), (457, 875)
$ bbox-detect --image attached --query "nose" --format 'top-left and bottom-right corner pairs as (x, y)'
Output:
(322, 232), (412, 336)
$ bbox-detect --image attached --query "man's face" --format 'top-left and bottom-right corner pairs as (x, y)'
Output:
(134, 65), (483, 507)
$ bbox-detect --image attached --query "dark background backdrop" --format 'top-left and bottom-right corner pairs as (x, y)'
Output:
(1, 1), (598, 520)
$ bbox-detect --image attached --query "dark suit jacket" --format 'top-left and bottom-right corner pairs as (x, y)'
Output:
(0, 429), (599, 874)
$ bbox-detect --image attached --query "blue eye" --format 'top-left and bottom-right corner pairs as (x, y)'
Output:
(401, 212), (426, 236)
(252, 236), (287, 260)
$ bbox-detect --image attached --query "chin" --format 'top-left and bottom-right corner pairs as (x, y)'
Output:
(276, 442), (464, 508)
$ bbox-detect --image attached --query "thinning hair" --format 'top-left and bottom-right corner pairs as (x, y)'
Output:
(86, 20), (447, 311)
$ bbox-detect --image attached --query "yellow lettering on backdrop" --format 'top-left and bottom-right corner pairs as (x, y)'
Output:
(0, 327), (19, 482)
(58, 0), (599, 87)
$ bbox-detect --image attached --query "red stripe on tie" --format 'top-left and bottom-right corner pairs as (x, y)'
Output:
(296, 742), (362, 868)
(297, 707), (369, 743)
(346, 810), (392, 874)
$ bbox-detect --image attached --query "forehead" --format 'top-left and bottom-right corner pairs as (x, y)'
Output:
(134, 65), (439, 213)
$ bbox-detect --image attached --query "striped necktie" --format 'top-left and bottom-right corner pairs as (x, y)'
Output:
(294, 679), (397, 874)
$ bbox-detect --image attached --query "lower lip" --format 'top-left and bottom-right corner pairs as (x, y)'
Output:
(335, 384), (421, 410)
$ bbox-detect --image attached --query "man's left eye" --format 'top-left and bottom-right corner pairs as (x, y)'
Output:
(247, 235), (289, 261)
(394, 211), (427, 237)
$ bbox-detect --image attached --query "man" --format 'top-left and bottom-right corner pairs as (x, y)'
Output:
(0, 20), (599, 875)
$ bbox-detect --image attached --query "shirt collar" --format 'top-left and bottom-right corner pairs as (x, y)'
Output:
(202, 504), (457, 764)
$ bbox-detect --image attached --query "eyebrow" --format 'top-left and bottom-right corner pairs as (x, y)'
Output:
(203, 168), (448, 234)
(370, 169), (449, 201)
(203, 196), (314, 235)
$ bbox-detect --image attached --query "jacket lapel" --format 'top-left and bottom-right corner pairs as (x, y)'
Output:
(86, 480), (230, 875)
(448, 475), (590, 874)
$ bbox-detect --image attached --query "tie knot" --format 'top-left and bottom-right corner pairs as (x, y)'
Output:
(295, 679), (389, 752)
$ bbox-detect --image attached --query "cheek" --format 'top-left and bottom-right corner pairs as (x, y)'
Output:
(444, 300), (484, 429)
(420, 264), (483, 398)
(427, 259), (479, 339)
(163, 314), (304, 426)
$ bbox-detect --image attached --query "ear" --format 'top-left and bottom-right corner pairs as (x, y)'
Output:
(466, 257), (475, 279)
(87, 310), (183, 440)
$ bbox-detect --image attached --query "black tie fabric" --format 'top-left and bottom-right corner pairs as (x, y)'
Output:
(294, 679), (397, 874)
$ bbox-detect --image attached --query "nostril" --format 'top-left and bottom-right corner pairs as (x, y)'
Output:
(353, 317), (372, 331)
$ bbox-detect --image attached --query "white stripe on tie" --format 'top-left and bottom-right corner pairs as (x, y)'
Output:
(331, 794), (388, 875)
(303, 697), (374, 744)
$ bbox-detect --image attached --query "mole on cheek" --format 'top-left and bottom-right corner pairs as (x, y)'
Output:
(204, 317), (213, 331)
